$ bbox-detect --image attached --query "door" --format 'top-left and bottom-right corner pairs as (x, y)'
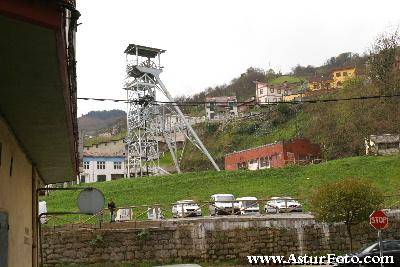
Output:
(97, 175), (106, 182)
(0, 212), (8, 267)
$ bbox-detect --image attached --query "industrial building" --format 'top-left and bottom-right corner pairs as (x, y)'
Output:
(224, 138), (321, 171)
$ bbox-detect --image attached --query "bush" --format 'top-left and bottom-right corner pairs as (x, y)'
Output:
(310, 177), (383, 251)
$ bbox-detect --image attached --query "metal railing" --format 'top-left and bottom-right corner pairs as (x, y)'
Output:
(41, 195), (400, 228)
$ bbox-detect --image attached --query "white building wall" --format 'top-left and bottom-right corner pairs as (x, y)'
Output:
(80, 157), (126, 183)
(256, 82), (290, 104)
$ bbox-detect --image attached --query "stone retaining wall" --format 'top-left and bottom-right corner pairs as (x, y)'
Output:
(42, 216), (400, 266)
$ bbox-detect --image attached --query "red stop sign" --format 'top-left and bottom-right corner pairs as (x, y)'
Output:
(370, 210), (389, 230)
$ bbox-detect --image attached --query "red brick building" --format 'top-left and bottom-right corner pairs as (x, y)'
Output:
(224, 138), (321, 171)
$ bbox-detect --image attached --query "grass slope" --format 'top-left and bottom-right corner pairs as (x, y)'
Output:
(44, 156), (400, 218)
(269, 75), (304, 85)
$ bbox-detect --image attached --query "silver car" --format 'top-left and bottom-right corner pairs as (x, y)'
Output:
(172, 200), (202, 218)
(265, 196), (302, 213)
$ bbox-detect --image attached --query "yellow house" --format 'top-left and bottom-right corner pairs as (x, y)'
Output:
(308, 76), (332, 91)
(331, 67), (356, 88)
(308, 67), (356, 91)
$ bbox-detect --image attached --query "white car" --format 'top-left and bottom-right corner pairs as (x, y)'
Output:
(237, 197), (259, 215)
(115, 208), (132, 222)
(209, 194), (240, 216)
(265, 197), (302, 213)
(147, 207), (164, 220)
(172, 200), (202, 218)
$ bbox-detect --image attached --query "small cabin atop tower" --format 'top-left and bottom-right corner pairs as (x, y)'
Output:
(125, 44), (166, 70)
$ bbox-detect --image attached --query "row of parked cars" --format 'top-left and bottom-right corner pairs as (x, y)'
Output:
(171, 194), (302, 218)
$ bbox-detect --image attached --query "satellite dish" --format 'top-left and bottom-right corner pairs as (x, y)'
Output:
(77, 188), (105, 215)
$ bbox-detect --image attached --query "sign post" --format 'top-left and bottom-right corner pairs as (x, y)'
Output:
(370, 210), (389, 267)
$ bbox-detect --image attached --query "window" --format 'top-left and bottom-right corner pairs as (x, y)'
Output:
(104, 143), (107, 146)
(237, 162), (247, 169)
(336, 72), (341, 77)
(343, 71), (348, 76)
(83, 161), (90, 169)
(260, 88), (263, 95)
(114, 162), (122, 169)
(260, 157), (270, 168)
(86, 147), (89, 150)
(284, 90), (288, 95)
(111, 174), (124, 180)
(97, 161), (105, 169)
(97, 175), (106, 182)
(80, 175), (86, 183)
(95, 145), (99, 148)
(208, 102), (216, 111)
(277, 89), (281, 94)
(270, 88), (274, 93)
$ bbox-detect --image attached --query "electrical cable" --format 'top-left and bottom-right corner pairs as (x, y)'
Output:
(77, 93), (400, 107)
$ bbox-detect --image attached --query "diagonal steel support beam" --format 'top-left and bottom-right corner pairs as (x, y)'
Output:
(155, 75), (220, 171)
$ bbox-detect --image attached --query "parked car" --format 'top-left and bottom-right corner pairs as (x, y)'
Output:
(209, 194), (240, 215)
(147, 207), (164, 220)
(336, 240), (400, 266)
(265, 196), (302, 213)
(38, 201), (47, 224)
(237, 197), (259, 215)
(172, 200), (202, 218)
(115, 208), (132, 222)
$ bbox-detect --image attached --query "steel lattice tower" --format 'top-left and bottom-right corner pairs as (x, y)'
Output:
(124, 44), (220, 177)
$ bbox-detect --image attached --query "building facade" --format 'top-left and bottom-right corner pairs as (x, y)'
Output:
(83, 138), (126, 156)
(309, 67), (356, 91)
(255, 82), (291, 104)
(80, 155), (126, 183)
(205, 96), (238, 120)
(81, 139), (127, 183)
(225, 138), (321, 171)
(0, 1), (79, 266)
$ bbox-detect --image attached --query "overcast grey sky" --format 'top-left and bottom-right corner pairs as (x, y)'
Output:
(76, 0), (400, 116)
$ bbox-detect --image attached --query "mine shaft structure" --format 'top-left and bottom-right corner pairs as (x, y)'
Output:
(124, 44), (220, 177)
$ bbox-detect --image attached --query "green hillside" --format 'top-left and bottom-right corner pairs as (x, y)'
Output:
(44, 155), (400, 222)
(269, 75), (304, 85)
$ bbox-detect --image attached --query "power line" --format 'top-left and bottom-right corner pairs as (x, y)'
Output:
(77, 93), (400, 107)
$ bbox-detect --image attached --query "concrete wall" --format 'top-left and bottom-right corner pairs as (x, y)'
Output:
(83, 139), (126, 157)
(0, 115), (39, 267)
(41, 216), (400, 266)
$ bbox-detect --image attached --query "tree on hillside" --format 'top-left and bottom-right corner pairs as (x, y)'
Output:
(310, 177), (383, 251)
(304, 29), (400, 160)
(324, 52), (365, 69)
(367, 29), (400, 94)
(291, 64), (317, 78)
